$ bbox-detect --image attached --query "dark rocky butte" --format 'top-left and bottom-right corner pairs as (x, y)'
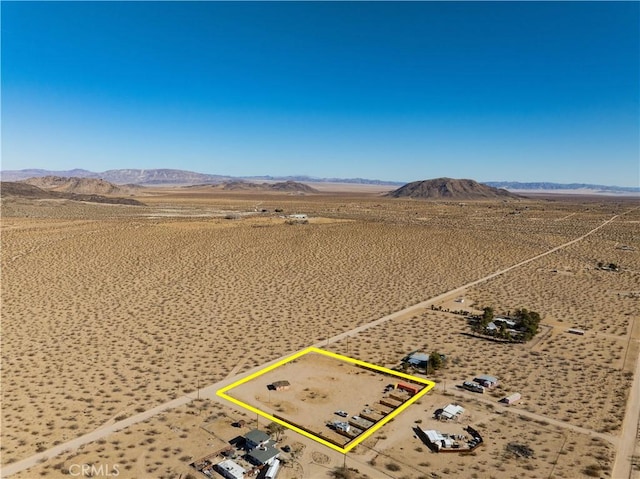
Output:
(387, 178), (521, 200)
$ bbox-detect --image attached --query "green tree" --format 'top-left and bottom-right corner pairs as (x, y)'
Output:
(480, 306), (494, 328)
(266, 421), (285, 441)
(429, 351), (443, 371)
(514, 308), (541, 340)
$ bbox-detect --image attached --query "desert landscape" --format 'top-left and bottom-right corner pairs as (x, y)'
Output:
(1, 179), (638, 479)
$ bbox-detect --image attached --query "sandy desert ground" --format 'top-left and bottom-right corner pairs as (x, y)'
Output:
(225, 350), (422, 448)
(1, 186), (638, 478)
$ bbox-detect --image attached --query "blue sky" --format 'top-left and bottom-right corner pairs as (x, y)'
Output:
(2, 1), (639, 186)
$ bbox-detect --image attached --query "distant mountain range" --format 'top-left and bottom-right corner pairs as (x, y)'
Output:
(0, 168), (403, 186)
(0, 169), (637, 193)
(485, 181), (640, 194)
(0, 168), (232, 185)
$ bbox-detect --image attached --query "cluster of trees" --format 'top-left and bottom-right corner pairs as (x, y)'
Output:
(474, 306), (541, 342)
(514, 308), (541, 341)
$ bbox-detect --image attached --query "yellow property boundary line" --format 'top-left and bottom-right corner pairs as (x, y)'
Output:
(216, 346), (435, 454)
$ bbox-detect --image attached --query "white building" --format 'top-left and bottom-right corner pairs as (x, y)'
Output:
(440, 404), (464, 420)
(422, 429), (455, 450)
(501, 392), (522, 405)
(217, 459), (246, 479)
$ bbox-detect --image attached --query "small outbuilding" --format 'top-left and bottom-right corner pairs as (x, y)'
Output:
(403, 352), (430, 370)
(422, 429), (455, 451)
(396, 382), (420, 396)
(501, 392), (521, 405)
(269, 380), (290, 391)
(438, 404), (465, 421)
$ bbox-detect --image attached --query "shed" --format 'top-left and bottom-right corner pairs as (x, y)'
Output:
(501, 392), (521, 405)
(217, 459), (246, 479)
(270, 380), (290, 391)
(396, 382), (420, 396)
(422, 429), (455, 450)
(440, 404), (464, 420)
(404, 352), (429, 370)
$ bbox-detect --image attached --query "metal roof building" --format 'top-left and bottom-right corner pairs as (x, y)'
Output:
(247, 444), (280, 466)
(440, 404), (465, 420)
(404, 351), (429, 369)
(244, 429), (270, 449)
(217, 459), (246, 479)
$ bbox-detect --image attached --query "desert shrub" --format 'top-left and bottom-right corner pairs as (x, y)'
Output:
(330, 467), (356, 479)
(583, 464), (602, 477)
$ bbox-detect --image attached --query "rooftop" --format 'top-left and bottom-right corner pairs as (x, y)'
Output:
(217, 459), (246, 478)
(247, 445), (280, 465)
(245, 429), (270, 446)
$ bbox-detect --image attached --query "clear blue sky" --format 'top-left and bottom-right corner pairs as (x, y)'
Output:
(2, 1), (639, 186)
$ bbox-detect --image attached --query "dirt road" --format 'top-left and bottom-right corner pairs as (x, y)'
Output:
(611, 346), (640, 479)
(1, 212), (633, 478)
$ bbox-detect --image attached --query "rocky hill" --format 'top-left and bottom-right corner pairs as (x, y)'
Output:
(1, 182), (144, 206)
(21, 176), (143, 196)
(387, 178), (520, 200)
(221, 180), (318, 193)
(270, 181), (318, 193)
